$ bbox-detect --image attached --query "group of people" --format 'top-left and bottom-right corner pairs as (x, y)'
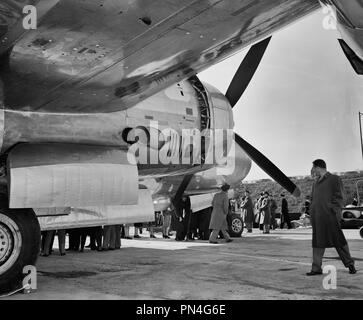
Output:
(172, 196), (212, 241)
(238, 190), (292, 234)
(40, 211), (175, 256)
(40, 225), (122, 256)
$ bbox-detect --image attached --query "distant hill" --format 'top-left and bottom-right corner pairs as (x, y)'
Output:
(236, 171), (363, 213)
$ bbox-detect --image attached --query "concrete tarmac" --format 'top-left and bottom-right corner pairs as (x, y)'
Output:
(2, 228), (363, 300)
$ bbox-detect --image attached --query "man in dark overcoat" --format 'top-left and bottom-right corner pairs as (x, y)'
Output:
(269, 195), (278, 230)
(173, 196), (191, 241)
(307, 159), (356, 275)
(241, 190), (254, 233)
(280, 193), (292, 229)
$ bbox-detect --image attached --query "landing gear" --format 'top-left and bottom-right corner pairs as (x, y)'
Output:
(0, 208), (40, 294)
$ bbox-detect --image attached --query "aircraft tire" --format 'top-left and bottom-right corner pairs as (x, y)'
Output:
(360, 227), (363, 239)
(0, 208), (40, 294)
(228, 214), (244, 238)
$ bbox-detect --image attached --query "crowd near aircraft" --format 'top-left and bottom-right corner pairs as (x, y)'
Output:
(0, 0), (362, 293)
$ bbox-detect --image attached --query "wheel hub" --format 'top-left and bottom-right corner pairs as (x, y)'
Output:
(0, 223), (13, 264)
(231, 218), (242, 233)
(0, 214), (22, 275)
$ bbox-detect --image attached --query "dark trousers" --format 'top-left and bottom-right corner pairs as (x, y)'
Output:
(183, 211), (192, 239)
(43, 230), (66, 255)
(57, 230), (66, 254)
(89, 227), (103, 249)
(280, 213), (292, 229)
(103, 225), (114, 249)
(187, 212), (198, 239)
(175, 218), (186, 241)
(103, 225), (121, 249)
(270, 213), (277, 229)
(68, 228), (81, 250)
(197, 209), (211, 240)
(113, 225), (121, 249)
(312, 245), (355, 272)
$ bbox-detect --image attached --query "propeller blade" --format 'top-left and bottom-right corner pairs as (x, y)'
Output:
(234, 133), (301, 197)
(172, 174), (194, 206)
(226, 37), (271, 108)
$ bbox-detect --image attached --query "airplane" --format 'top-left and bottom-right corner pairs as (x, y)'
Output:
(0, 0), (362, 293)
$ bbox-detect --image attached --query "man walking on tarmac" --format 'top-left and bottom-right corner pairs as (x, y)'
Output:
(209, 183), (233, 244)
(307, 159), (356, 276)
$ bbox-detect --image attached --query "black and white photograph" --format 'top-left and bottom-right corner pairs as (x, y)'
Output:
(0, 0), (362, 304)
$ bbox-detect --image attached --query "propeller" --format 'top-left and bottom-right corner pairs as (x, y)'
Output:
(224, 37), (301, 197)
(234, 134), (301, 197)
(226, 37), (271, 108)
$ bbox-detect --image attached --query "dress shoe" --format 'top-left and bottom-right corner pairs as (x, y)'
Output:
(163, 235), (170, 239)
(209, 241), (218, 244)
(150, 234), (156, 238)
(226, 239), (233, 243)
(134, 235), (141, 239)
(306, 271), (323, 276)
(349, 265), (357, 274)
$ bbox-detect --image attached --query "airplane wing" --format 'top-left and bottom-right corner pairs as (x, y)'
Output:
(0, 0), (319, 113)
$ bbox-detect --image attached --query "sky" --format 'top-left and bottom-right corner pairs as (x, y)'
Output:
(199, 10), (363, 181)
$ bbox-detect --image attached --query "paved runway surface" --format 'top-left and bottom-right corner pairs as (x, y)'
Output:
(3, 228), (363, 300)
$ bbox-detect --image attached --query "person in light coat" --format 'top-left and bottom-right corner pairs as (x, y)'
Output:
(259, 192), (271, 234)
(208, 184), (233, 244)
